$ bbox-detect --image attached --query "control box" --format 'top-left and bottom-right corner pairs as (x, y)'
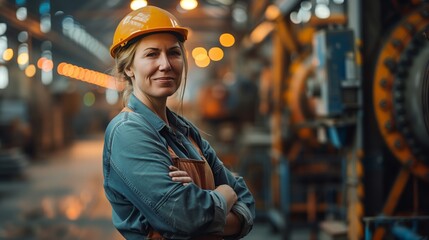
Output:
(313, 29), (358, 116)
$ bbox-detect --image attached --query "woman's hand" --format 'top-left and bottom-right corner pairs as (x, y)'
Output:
(168, 165), (192, 186)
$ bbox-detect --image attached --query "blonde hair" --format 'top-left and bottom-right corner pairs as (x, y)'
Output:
(112, 34), (188, 106)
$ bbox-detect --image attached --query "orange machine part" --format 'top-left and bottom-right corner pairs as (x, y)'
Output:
(373, 6), (429, 180)
(285, 59), (317, 141)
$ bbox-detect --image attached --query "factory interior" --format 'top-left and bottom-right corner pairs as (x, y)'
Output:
(1, 0), (429, 239)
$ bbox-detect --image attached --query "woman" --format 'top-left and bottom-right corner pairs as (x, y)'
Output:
(103, 5), (255, 240)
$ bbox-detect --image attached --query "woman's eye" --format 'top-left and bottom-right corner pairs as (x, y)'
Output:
(170, 51), (182, 56)
(146, 52), (157, 57)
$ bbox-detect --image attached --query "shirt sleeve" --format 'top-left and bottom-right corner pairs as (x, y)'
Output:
(188, 123), (256, 238)
(105, 115), (228, 238)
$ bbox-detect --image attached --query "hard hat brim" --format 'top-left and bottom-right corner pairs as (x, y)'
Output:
(110, 27), (188, 58)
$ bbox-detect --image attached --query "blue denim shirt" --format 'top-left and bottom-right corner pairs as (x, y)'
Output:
(103, 94), (255, 239)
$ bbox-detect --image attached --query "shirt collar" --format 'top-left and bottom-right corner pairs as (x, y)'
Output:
(127, 94), (190, 136)
(166, 109), (190, 136)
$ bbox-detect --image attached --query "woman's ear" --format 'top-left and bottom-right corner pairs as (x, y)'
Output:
(125, 67), (134, 78)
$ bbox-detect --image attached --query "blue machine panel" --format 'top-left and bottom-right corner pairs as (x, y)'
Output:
(314, 29), (356, 116)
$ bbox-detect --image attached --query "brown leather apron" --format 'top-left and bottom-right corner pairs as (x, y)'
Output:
(121, 107), (222, 239)
(147, 138), (222, 240)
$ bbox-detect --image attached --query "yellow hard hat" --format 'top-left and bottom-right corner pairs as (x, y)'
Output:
(110, 6), (188, 58)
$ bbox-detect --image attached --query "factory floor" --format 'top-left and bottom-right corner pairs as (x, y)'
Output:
(0, 135), (286, 240)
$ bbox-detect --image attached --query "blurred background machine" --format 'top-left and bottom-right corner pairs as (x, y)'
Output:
(234, 0), (429, 239)
(1, 0), (429, 240)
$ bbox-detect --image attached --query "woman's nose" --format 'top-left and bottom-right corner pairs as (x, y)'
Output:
(158, 53), (172, 71)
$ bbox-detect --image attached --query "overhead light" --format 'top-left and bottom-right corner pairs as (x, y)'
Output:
(208, 47), (224, 61)
(315, 3), (330, 19)
(17, 31), (28, 43)
(232, 4), (247, 24)
(192, 47), (207, 60)
(297, 8), (311, 23)
(265, 4), (280, 21)
(17, 43), (29, 68)
(25, 64), (36, 78)
(106, 88), (119, 105)
(195, 55), (210, 68)
(180, 0), (198, 10)
(0, 66), (9, 89)
(290, 11), (300, 24)
(57, 62), (124, 90)
(16, 7), (27, 21)
(0, 23), (7, 35)
(3, 48), (14, 61)
(40, 14), (51, 33)
(130, 0), (147, 10)
(219, 33), (235, 47)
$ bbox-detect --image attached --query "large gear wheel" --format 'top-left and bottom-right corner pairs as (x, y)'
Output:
(393, 32), (429, 163)
(373, 4), (429, 181)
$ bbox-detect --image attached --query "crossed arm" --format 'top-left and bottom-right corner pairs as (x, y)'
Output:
(168, 165), (242, 237)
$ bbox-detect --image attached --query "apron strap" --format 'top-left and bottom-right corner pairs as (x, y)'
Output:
(188, 137), (205, 160)
(168, 146), (179, 159)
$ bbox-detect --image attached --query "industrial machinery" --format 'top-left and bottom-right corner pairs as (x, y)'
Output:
(237, 0), (429, 239)
(365, 2), (429, 239)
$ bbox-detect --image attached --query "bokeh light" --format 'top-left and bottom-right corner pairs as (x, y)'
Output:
(195, 55), (210, 68)
(219, 33), (235, 47)
(17, 52), (29, 65)
(180, 0), (198, 10)
(25, 64), (36, 77)
(2, 48), (14, 61)
(265, 5), (280, 20)
(130, 0), (147, 10)
(0, 66), (9, 89)
(208, 47), (224, 61)
(57, 62), (123, 90)
(192, 47), (208, 61)
(83, 92), (96, 107)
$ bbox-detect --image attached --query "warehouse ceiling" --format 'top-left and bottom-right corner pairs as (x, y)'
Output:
(51, 0), (250, 52)
(1, 0), (268, 70)
(57, 0), (239, 45)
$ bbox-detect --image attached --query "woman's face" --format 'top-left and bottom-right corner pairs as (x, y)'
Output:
(126, 33), (184, 103)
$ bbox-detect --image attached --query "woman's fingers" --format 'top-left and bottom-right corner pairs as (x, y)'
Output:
(168, 167), (189, 177)
(168, 165), (192, 185)
(169, 165), (179, 171)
